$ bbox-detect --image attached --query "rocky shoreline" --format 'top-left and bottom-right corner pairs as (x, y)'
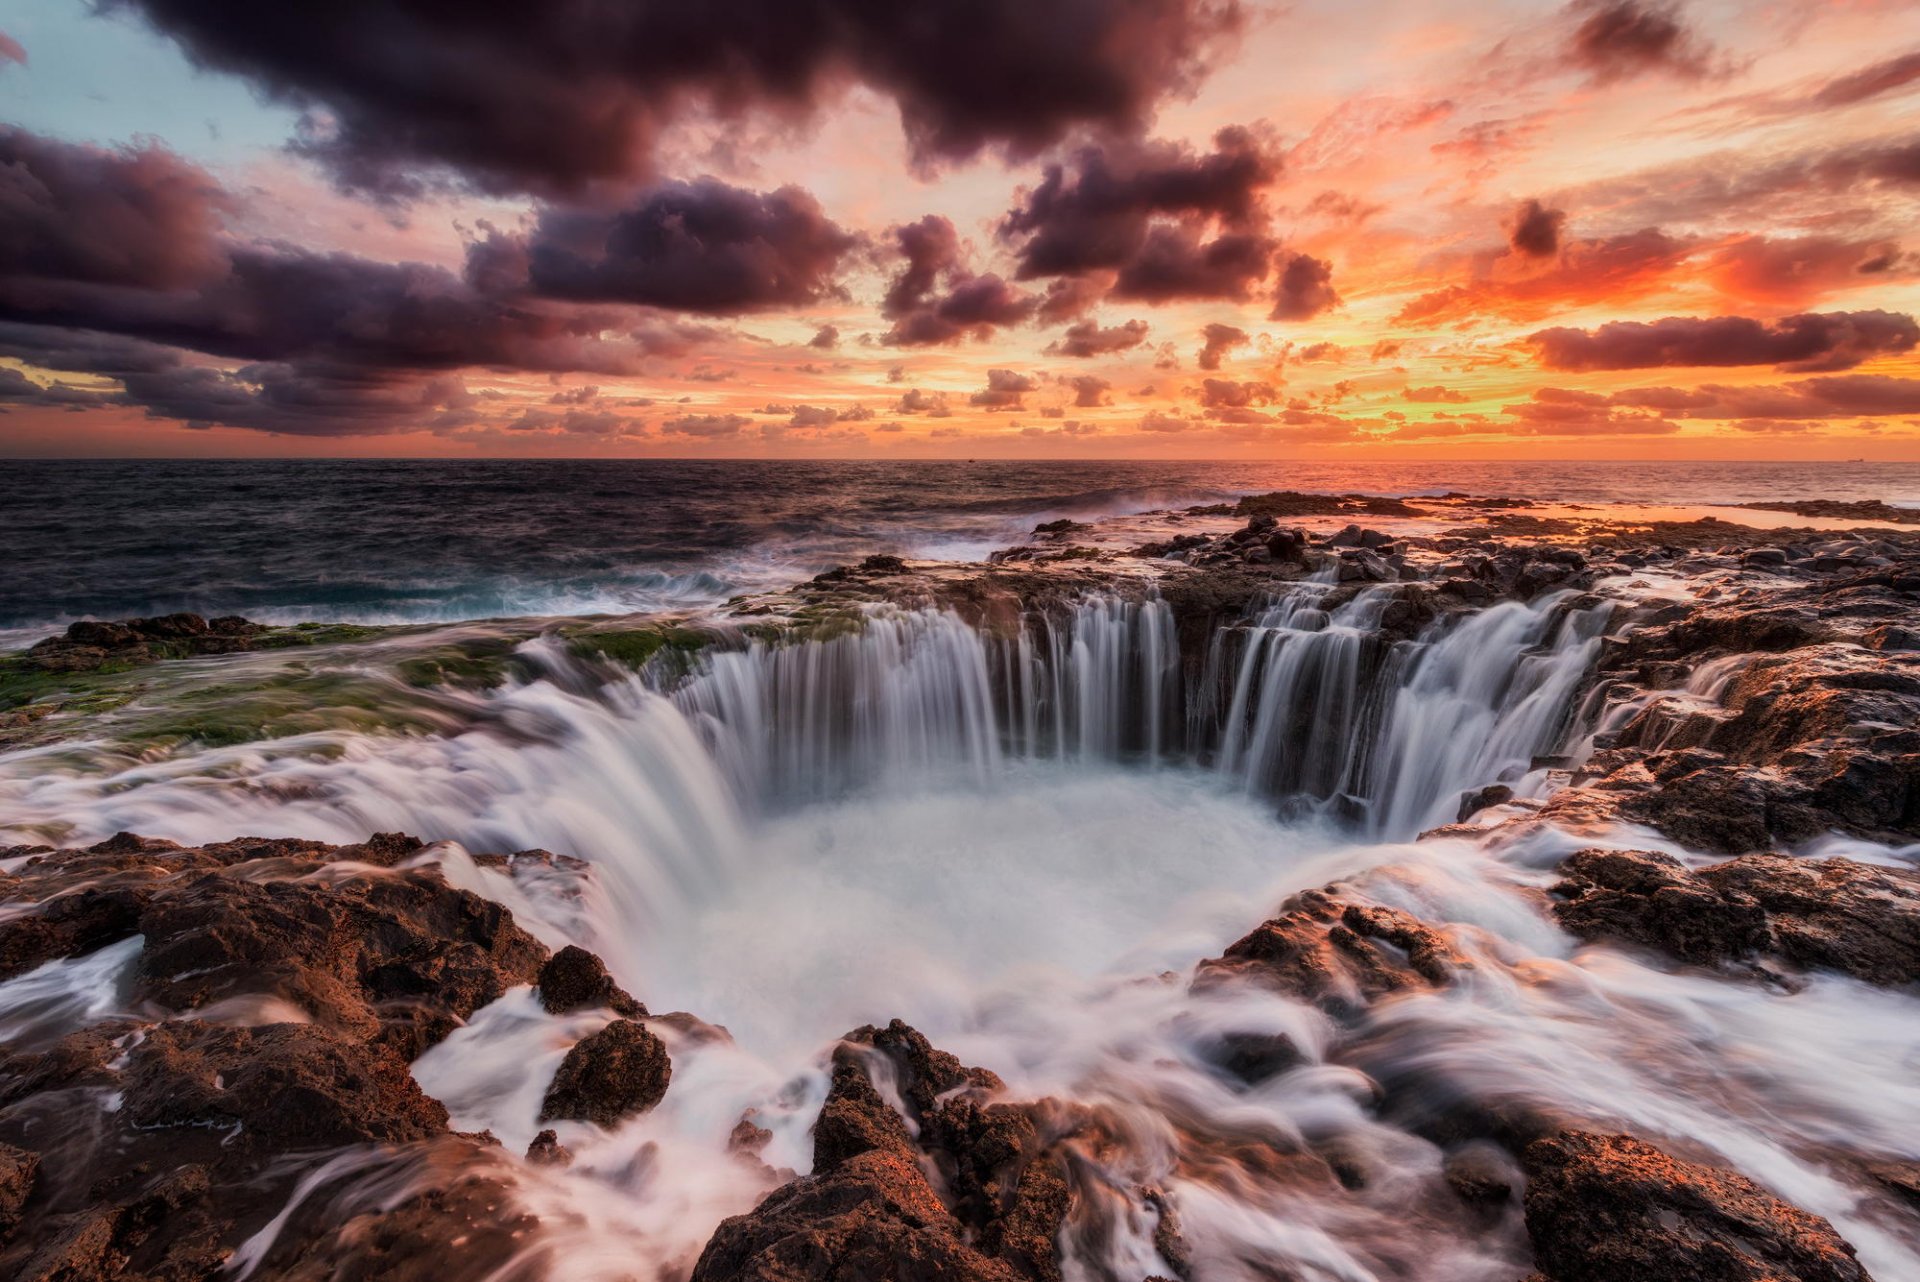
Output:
(2, 495), (1918, 1280)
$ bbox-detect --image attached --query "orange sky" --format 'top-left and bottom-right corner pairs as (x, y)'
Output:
(1, 0), (1917, 459)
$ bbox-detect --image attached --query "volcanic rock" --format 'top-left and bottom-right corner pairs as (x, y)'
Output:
(691, 1020), (1069, 1282)
(1197, 888), (1465, 1017)
(538, 1018), (672, 1127)
(537, 944), (646, 1017)
(1522, 1131), (1872, 1282)
(1553, 848), (1920, 985)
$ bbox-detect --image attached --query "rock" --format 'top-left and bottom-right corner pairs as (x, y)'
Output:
(0, 1143), (36, 1245)
(691, 1021), (1067, 1282)
(1197, 888), (1465, 1018)
(22, 613), (267, 674)
(1456, 783), (1514, 823)
(1204, 1030), (1304, 1085)
(1742, 547), (1789, 569)
(537, 945), (646, 1017)
(526, 1128), (574, 1167)
(1550, 849), (1771, 969)
(1443, 1141), (1517, 1212)
(538, 1018), (672, 1127)
(1522, 1131), (1871, 1282)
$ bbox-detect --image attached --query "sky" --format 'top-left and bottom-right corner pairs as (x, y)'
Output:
(0, 0), (1916, 460)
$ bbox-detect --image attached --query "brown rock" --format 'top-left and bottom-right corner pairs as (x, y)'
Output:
(1522, 1131), (1872, 1282)
(538, 1019), (672, 1127)
(537, 944), (646, 1017)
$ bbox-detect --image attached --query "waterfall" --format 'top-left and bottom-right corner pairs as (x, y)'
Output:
(659, 584), (1611, 837)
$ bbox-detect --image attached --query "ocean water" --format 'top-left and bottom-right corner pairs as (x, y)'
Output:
(2, 457), (1917, 634)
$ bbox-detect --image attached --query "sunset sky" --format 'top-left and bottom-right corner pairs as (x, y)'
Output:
(1, 0), (1916, 459)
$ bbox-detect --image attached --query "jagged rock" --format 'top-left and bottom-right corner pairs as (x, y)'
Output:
(1456, 783), (1514, 823)
(538, 1018), (672, 1127)
(526, 1129), (574, 1167)
(537, 945), (646, 1017)
(1522, 1131), (1872, 1282)
(1197, 888), (1465, 1017)
(0, 1143), (36, 1245)
(691, 1020), (1067, 1282)
(1553, 848), (1920, 985)
(22, 613), (264, 673)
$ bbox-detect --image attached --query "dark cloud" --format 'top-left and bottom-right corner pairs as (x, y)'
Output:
(880, 215), (1037, 346)
(1269, 252), (1339, 321)
(116, 0), (1242, 196)
(1196, 322), (1249, 370)
(892, 387), (953, 416)
(1562, 1), (1715, 84)
(1069, 374), (1113, 407)
(1809, 51), (1920, 110)
(808, 324), (840, 349)
(1199, 377), (1275, 408)
(1530, 376), (1920, 421)
(511, 180), (856, 314)
(1529, 310), (1919, 373)
(969, 368), (1036, 409)
(1501, 386), (1679, 435)
(1404, 384), (1471, 402)
(1114, 227), (1273, 302)
(661, 412), (752, 437)
(1508, 199), (1566, 258)
(1036, 275), (1113, 323)
(1046, 318), (1150, 358)
(0, 126), (231, 290)
(1001, 126), (1278, 279)
(0, 129), (733, 435)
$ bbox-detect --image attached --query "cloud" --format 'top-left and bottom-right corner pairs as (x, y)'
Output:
(1196, 322), (1249, 370)
(1561, 1), (1716, 84)
(1527, 376), (1920, 422)
(0, 126), (232, 291)
(1508, 199), (1566, 258)
(1199, 377), (1276, 408)
(1269, 252), (1338, 321)
(1047, 318), (1150, 357)
(1070, 374), (1113, 407)
(892, 387), (953, 416)
(1114, 226), (1273, 302)
(1392, 226), (1695, 325)
(509, 180), (856, 314)
(1404, 384), (1471, 402)
(661, 412), (752, 437)
(1500, 386), (1680, 435)
(969, 368), (1036, 410)
(808, 324), (839, 349)
(1700, 235), (1909, 306)
(0, 33), (24, 68)
(880, 215), (1037, 346)
(119, 0), (1244, 196)
(1808, 50), (1920, 110)
(1528, 310), (1919, 372)
(1001, 126), (1278, 278)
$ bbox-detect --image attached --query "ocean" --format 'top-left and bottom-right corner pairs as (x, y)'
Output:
(5, 457), (1917, 634)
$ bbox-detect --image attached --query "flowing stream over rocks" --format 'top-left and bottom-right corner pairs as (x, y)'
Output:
(2, 515), (1918, 1282)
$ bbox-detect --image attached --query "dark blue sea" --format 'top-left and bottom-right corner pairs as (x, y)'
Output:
(3, 458), (1917, 637)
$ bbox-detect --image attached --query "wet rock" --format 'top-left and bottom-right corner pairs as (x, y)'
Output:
(692, 1021), (1065, 1282)
(1204, 1030), (1304, 1085)
(1456, 783), (1514, 823)
(1551, 849), (1772, 968)
(1522, 1131), (1871, 1282)
(121, 1020), (451, 1154)
(1198, 888), (1465, 1018)
(0, 884), (148, 981)
(0, 1142), (36, 1244)
(537, 945), (646, 1017)
(526, 1128), (574, 1167)
(1443, 1141), (1517, 1213)
(538, 1018), (672, 1127)
(22, 613), (267, 673)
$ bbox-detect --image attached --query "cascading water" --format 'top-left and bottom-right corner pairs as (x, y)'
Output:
(5, 579), (1919, 1282)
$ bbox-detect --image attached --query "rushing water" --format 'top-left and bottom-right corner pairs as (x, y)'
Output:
(3, 507), (1919, 1277)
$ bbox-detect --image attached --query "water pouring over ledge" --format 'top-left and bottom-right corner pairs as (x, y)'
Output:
(1, 572), (1917, 1282)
